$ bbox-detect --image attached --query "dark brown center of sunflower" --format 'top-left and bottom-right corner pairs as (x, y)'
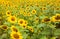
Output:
(56, 8), (59, 10)
(13, 28), (18, 32)
(2, 26), (7, 29)
(27, 7), (29, 10)
(26, 5), (29, 7)
(36, 18), (39, 20)
(33, 10), (35, 13)
(28, 13), (30, 15)
(23, 26), (26, 28)
(20, 21), (23, 24)
(13, 34), (19, 39)
(55, 16), (60, 20)
(30, 28), (33, 30)
(7, 12), (10, 14)
(11, 17), (15, 21)
(43, 7), (46, 10)
(44, 18), (50, 22)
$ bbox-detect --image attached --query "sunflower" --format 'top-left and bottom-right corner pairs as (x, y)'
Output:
(11, 26), (18, 32)
(31, 9), (36, 14)
(23, 12), (27, 16)
(27, 12), (31, 16)
(1, 25), (8, 30)
(6, 10), (11, 16)
(24, 20), (28, 25)
(42, 17), (50, 22)
(51, 16), (56, 22)
(35, 17), (39, 22)
(51, 14), (60, 22)
(7, 16), (17, 23)
(10, 32), (22, 39)
(22, 24), (27, 28)
(55, 14), (60, 21)
(18, 19), (25, 26)
(42, 7), (47, 10)
(27, 26), (34, 32)
(54, 7), (60, 10)
(26, 7), (30, 11)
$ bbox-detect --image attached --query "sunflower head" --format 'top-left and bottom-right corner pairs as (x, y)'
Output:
(35, 17), (39, 21)
(18, 19), (26, 26)
(10, 32), (22, 39)
(55, 14), (60, 20)
(6, 10), (11, 16)
(42, 17), (50, 22)
(1, 25), (8, 30)
(23, 12), (27, 16)
(31, 9), (36, 14)
(51, 14), (60, 22)
(11, 26), (18, 32)
(26, 7), (30, 10)
(55, 7), (60, 10)
(42, 7), (47, 10)
(28, 26), (34, 32)
(22, 24), (27, 29)
(24, 20), (28, 25)
(27, 12), (32, 16)
(7, 16), (17, 23)
(51, 16), (56, 22)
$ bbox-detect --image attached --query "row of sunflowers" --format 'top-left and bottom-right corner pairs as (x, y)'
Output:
(0, 0), (60, 39)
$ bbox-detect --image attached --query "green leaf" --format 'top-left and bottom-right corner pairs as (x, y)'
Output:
(54, 29), (60, 36)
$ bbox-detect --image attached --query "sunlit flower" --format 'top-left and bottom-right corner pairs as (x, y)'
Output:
(1, 25), (8, 30)
(11, 26), (18, 32)
(42, 7), (47, 10)
(35, 17), (39, 21)
(31, 9), (36, 14)
(24, 20), (28, 25)
(51, 16), (56, 22)
(23, 12), (27, 16)
(1, 0), (5, 4)
(27, 12), (32, 16)
(28, 26), (34, 32)
(6, 10), (11, 16)
(18, 19), (25, 26)
(26, 7), (30, 11)
(51, 14), (60, 22)
(22, 24), (27, 28)
(54, 7), (60, 10)
(42, 17), (50, 22)
(1, 0), (60, 39)
(55, 14), (60, 21)
(7, 16), (17, 23)
(10, 32), (22, 39)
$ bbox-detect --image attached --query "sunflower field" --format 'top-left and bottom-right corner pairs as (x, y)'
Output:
(0, 0), (60, 39)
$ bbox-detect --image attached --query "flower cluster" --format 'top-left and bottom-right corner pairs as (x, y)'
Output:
(0, 0), (60, 39)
